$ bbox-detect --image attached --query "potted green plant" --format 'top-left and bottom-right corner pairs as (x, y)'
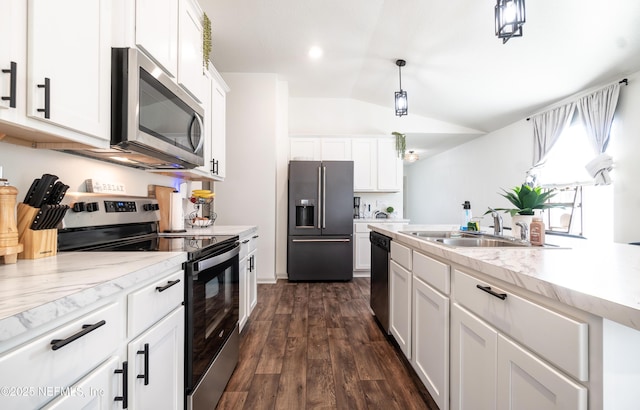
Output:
(486, 184), (562, 238)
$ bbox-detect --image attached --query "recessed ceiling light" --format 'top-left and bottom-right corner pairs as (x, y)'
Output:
(308, 46), (323, 59)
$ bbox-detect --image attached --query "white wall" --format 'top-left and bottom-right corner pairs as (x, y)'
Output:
(289, 97), (482, 136)
(0, 144), (182, 198)
(406, 69), (640, 244)
(405, 119), (532, 228)
(213, 73), (280, 283)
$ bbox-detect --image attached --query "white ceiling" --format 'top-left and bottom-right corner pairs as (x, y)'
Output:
(200, 0), (640, 157)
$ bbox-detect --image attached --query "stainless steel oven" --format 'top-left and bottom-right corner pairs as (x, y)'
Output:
(57, 194), (240, 410)
(184, 239), (240, 410)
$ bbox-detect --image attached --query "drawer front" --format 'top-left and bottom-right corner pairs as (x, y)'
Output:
(354, 223), (371, 233)
(128, 269), (184, 337)
(454, 269), (588, 381)
(391, 241), (412, 271)
(0, 302), (123, 409)
(249, 234), (258, 252)
(413, 251), (450, 295)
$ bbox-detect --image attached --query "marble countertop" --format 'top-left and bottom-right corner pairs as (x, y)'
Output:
(354, 218), (410, 223)
(0, 225), (257, 343)
(369, 223), (640, 332)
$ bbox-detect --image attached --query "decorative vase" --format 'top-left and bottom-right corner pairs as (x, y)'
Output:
(511, 214), (533, 240)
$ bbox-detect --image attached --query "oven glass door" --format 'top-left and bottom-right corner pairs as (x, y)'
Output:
(186, 244), (239, 391)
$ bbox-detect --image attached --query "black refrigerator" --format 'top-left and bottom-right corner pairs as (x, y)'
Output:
(287, 160), (354, 281)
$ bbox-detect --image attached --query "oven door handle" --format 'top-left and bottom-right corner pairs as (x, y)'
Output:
(193, 244), (240, 274)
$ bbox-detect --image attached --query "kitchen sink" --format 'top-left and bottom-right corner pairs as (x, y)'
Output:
(427, 237), (530, 247)
(400, 230), (532, 247)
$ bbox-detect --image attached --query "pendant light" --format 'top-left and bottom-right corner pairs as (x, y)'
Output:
(495, 0), (526, 44)
(404, 150), (419, 163)
(394, 59), (408, 116)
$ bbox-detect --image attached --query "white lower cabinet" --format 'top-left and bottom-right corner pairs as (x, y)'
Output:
(0, 266), (185, 410)
(450, 303), (498, 410)
(412, 276), (449, 410)
(42, 356), (122, 410)
(389, 259), (412, 358)
(127, 306), (184, 409)
(450, 270), (588, 410)
(497, 333), (587, 410)
(0, 302), (123, 410)
(239, 231), (259, 332)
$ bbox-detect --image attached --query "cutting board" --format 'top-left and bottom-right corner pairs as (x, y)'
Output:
(154, 185), (175, 233)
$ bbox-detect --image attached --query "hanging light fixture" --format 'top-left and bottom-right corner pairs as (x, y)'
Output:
(404, 150), (419, 163)
(394, 59), (408, 116)
(495, 0), (526, 44)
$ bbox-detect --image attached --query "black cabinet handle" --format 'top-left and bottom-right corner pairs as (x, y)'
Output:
(155, 279), (180, 293)
(476, 284), (507, 300)
(137, 343), (149, 385)
(209, 159), (214, 174)
(249, 255), (254, 272)
(50, 320), (106, 350)
(242, 239), (250, 244)
(211, 159), (219, 175)
(36, 77), (50, 118)
(114, 361), (128, 409)
(1, 61), (17, 108)
(252, 235), (259, 239)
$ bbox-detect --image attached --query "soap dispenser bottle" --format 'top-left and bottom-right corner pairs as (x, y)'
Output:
(461, 201), (472, 230)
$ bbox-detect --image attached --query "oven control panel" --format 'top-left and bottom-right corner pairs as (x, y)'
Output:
(60, 194), (160, 229)
(105, 200), (137, 213)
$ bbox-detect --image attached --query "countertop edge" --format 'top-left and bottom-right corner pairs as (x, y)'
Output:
(368, 223), (640, 332)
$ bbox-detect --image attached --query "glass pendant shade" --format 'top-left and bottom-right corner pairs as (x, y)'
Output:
(495, 0), (525, 43)
(395, 90), (408, 116)
(394, 59), (408, 116)
(404, 150), (419, 162)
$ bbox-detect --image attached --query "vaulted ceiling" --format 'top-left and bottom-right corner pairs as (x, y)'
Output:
(200, 0), (640, 154)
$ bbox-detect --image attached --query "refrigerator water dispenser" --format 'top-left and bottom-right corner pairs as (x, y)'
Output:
(295, 199), (315, 228)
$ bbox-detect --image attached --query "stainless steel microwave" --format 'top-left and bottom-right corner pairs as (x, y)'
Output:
(63, 48), (205, 169)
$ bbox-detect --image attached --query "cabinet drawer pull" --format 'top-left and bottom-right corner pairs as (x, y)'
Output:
(476, 284), (507, 300)
(137, 343), (149, 385)
(50, 320), (106, 350)
(242, 239), (250, 244)
(37, 77), (50, 119)
(1, 61), (17, 108)
(252, 235), (259, 239)
(114, 361), (128, 408)
(155, 279), (180, 293)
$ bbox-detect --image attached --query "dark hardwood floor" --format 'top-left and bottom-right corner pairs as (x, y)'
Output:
(216, 278), (439, 410)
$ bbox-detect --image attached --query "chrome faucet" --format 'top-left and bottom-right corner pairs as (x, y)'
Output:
(490, 209), (503, 236)
(515, 221), (529, 240)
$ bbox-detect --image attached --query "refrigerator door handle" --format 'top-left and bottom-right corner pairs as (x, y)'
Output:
(317, 166), (322, 229)
(322, 166), (327, 229)
(291, 239), (351, 243)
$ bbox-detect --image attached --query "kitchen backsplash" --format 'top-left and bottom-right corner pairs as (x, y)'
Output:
(355, 191), (403, 219)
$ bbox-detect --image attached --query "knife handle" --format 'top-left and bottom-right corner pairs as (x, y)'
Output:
(23, 179), (39, 204)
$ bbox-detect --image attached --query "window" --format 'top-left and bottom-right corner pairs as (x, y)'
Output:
(533, 121), (613, 241)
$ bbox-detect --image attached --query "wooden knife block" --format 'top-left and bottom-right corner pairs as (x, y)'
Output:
(0, 184), (23, 264)
(17, 203), (57, 259)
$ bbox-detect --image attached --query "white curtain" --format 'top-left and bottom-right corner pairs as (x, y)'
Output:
(576, 83), (621, 185)
(531, 102), (576, 166)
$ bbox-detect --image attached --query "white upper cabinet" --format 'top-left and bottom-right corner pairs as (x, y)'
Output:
(352, 137), (402, 192)
(352, 138), (377, 190)
(321, 138), (351, 160)
(178, 0), (207, 103)
(135, 0), (178, 77)
(376, 138), (403, 191)
(0, 0), (23, 119)
(290, 137), (321, 160)
(210, 69), (228, 180)
(26, 0), (111, 142)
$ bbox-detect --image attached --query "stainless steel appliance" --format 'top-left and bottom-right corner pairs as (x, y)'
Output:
(57, 193), (239, 410)
(62, 48), (205, 169)
(287, 160), (354, 281)
(370, 231), (391, 333)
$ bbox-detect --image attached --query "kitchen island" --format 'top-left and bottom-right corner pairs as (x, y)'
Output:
(370, 223), (640, 410)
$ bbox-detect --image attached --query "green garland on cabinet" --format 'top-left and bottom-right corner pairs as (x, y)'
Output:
(202, 13), (212, 72)
(392, 132), (406, 159)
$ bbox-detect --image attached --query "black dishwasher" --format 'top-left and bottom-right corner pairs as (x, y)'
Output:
(370, 231), (391, 334)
